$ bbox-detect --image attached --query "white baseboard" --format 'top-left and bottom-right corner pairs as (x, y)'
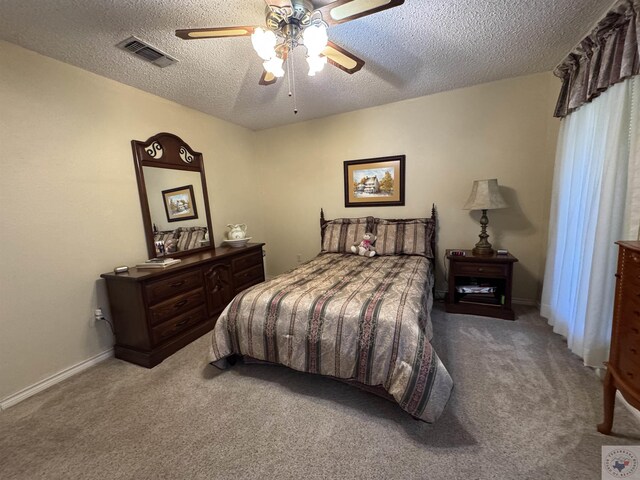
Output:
(0, 348), (114, 411)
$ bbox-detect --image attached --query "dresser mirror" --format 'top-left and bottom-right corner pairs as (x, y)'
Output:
(132, 132), (214, 259)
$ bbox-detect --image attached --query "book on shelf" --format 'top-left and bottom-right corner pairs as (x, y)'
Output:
(136, 258), (181, 269)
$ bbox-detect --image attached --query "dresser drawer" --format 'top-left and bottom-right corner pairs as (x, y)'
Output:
(149, 288), (205, 326)
(625, 249), (640, 267)
(232, 249), (263, 273)
(620, 300), (640, 331)
(151, 306), (206, 345)
(233, 264), (264, 290)
(615, 349), (640, 390)
(620, 279), (640, 303)
(145, 269), (203, 305)
(453, 262), (507, 277)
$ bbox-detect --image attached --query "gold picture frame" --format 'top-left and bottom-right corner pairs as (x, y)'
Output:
(344, 155), (405, 207)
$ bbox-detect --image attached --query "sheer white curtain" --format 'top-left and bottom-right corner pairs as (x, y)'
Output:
(541, 77), (640, 368)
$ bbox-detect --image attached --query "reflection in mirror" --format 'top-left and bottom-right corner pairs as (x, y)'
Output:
(132, 132), (214, 260)
(143, 167), (209, 256)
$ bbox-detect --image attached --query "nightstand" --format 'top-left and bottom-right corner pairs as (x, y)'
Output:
(445, 249), (518, 320)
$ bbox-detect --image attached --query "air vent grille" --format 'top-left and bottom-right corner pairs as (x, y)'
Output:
(116, 36), (178, 68)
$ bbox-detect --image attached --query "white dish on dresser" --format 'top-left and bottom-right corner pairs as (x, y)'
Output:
(223, 237), (252, 248)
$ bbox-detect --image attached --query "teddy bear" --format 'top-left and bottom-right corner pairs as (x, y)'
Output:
(351, 232), (377, 257)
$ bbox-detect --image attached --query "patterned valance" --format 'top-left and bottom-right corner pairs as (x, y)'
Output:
(554, 0), (640, 118)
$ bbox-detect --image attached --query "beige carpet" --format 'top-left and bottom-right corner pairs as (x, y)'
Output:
(1, 305), (638, 480)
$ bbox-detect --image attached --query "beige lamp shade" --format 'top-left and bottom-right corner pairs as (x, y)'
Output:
(463, 179), (508, 210)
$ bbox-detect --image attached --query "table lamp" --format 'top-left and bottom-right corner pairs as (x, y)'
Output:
(463, 179), (508, 256)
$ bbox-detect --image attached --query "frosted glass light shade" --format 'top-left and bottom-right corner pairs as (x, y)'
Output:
(251, 27), (277, 61)
(263, 57), (285, 77)
(463, 179), (508, 210)
(307, 55), (327, 76)
(303, 24), (328, 57)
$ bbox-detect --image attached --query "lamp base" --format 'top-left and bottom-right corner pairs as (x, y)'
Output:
(472, 245), (495, 256)
(473, 209), (494, 256)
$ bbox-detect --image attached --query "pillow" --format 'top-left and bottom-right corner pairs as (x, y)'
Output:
(321, 217), (374, 253)
(153, 230), (180, 254)
(373, 218), (435, 258)
(175, 227), (207, 251)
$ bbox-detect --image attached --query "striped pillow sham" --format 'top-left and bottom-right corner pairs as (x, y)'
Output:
(373, 218), (435, 258)
(321, 217), (375, 253)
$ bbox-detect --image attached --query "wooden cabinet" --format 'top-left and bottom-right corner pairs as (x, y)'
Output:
(445, 249), (518, 320)
(598, 241), (640, 434)
(101, 244), (265, 368)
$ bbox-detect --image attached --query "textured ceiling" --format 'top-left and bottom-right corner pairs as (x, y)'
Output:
(0, 0), (611, 130)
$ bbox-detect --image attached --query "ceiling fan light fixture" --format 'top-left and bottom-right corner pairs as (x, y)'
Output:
(263, 56), (285, 78)
(251, 27), (277, 61)
(306, 54), (327, 76)
(302, 23), (328, 57)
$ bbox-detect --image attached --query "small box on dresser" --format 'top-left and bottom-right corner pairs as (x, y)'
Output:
(101, 243), (265, 368)
(598, 241), (640, 434)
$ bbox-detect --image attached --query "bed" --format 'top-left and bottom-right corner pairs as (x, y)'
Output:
(209, 209), (453, 422)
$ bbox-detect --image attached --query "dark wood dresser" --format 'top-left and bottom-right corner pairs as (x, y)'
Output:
(100, 243), (265, 368)
(598, 241), (640, 434)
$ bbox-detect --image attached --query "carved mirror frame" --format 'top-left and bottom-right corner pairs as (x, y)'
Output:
(132, 132), (214, 259)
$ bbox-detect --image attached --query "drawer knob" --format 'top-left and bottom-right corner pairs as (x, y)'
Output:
(170, 280), (186, 288)
(627, 372), (634, 378)
(174, 300), (188, 309)
(478, 268), (484, 272)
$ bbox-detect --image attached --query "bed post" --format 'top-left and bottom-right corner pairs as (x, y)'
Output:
(431, 204), (437, 295)
(320, 208), (326, 247)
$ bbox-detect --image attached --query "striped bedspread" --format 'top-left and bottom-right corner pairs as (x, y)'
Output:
(210, 253), (453, 422)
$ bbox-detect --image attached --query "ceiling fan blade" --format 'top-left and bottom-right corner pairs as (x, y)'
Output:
(322, 41), (365, 74)
(259, 70), (278, 86)
(317, 0), (404, 26)
(175, 26), (256, 40)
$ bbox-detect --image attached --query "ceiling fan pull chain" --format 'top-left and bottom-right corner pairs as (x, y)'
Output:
(291, 39), (298, 115)
(286, 52), (293, 98)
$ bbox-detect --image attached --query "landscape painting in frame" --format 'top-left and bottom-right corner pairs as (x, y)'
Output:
(162, 184), (199, 222)
(344, 155), (405, 207)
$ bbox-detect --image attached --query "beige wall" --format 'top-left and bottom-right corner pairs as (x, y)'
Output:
(0, 41), (263, 401)
(0, 39), (560, 404)
(254, 72), (560, 301)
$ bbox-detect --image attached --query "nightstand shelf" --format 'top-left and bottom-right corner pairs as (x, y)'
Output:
(445, 249), (518, 320)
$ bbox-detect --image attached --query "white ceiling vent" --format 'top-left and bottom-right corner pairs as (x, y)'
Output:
(116, 36), (178, 68)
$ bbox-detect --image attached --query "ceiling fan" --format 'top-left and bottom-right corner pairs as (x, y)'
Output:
(175, 0), (405, 87)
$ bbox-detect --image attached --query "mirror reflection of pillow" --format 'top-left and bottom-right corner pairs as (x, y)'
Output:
(176, 227), (207, 251)
(164, 238), (178, 253)
(153, 230), (179, 246)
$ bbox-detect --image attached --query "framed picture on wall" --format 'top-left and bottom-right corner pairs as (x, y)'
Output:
(344, 155), (405, 207)
(162, 185), (199, 222)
